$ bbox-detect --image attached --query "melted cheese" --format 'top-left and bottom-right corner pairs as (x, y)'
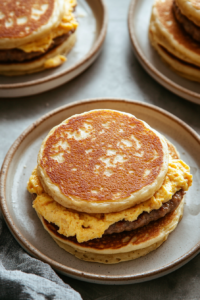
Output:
(18, 0), (78, 53)
(27, 160), (192, 243)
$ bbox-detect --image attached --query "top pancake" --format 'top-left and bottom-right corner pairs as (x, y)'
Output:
(150, 0), (200, 66)
(175, 0), (200, 26)
(0, 0), (65, 49)
(37, 110), (169, 213)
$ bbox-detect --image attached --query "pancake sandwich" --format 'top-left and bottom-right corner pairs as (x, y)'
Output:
(149, 0), (200, 82)
(0, 0), (78, 76)
(27, 110), (192, 264)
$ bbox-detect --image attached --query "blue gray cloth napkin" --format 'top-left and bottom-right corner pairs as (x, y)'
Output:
(0, 212), (82, 300)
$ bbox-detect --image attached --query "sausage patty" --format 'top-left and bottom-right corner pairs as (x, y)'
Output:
(104, 189), (184, 235)
(173, 0), (200, 42)
(0, 31), (74, 63)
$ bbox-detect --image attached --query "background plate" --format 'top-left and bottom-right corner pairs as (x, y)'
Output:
(0, 0), (107, 98)
(1, 99), (200, 284)
(128, 0), (200, 105)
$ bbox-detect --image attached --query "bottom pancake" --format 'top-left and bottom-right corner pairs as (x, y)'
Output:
(149, 29), (200, 82)
(38, 198), (184, 264)
(0, 32), (77, 76)
(53, 236), (166, 264)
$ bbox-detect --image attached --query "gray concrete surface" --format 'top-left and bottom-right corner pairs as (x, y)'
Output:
(1, 0), (200, 299)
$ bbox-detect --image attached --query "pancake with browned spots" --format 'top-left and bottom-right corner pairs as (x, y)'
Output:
(0, 0), (60, 48)
(0, 0), (78, 75)
(149, 0), (200, 82)
(37, 110), (169, 213)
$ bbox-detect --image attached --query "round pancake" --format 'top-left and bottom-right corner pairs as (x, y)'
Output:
(38, 197), (184, 263)
(175, 0), (200, 27)
(37, 110), (169, 213)
(0, 31), (76, 76)
(0, 0), (65, 49)
(149, 0), (200, 80)
(53, 236), (166, 264)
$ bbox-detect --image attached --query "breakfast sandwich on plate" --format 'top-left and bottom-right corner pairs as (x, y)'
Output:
(0, 0), (78, 76)
(149, 0), (200, 82)
(27, 110), (192, 264)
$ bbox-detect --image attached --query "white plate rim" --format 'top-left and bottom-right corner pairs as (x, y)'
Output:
(0, 0), (108, 90)
(128, 0), (200, 105)
(1, 98), (200, 284)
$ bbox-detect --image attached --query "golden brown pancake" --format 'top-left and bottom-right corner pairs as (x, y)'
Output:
(0, 0), (78, 75)
(37, 110), (169, 213)
(0, 0), (54, 40)
(0, 0), (64, 48)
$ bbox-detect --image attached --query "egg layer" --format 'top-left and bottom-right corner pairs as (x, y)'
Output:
(27, 159), (192, 243)
(18, 0), (78, 54)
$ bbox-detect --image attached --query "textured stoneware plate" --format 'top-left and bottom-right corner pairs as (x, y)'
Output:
(128, 0), (200, 105)
(0, 0), (107, 98)
(1, 99), (200, 284)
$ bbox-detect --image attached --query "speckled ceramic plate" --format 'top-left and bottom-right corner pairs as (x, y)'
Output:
(128, 0), (200, 105)
(1, 99), (200, 284)
(0, 0), (107, 98)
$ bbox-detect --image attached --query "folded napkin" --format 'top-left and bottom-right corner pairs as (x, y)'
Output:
(0, 212), (82, 300)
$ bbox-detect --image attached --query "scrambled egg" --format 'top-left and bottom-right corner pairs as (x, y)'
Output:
(18, 0), (78, 53)
(44, 55), (66, 69)
(27, 160), (192, 243)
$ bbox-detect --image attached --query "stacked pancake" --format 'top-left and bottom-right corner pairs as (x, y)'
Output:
(149, 0), (200, 82)
(27, 110), (192, 264)
(0, 0), (78, 76)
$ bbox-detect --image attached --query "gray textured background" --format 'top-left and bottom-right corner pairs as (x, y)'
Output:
(1, 0), (200, 299)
